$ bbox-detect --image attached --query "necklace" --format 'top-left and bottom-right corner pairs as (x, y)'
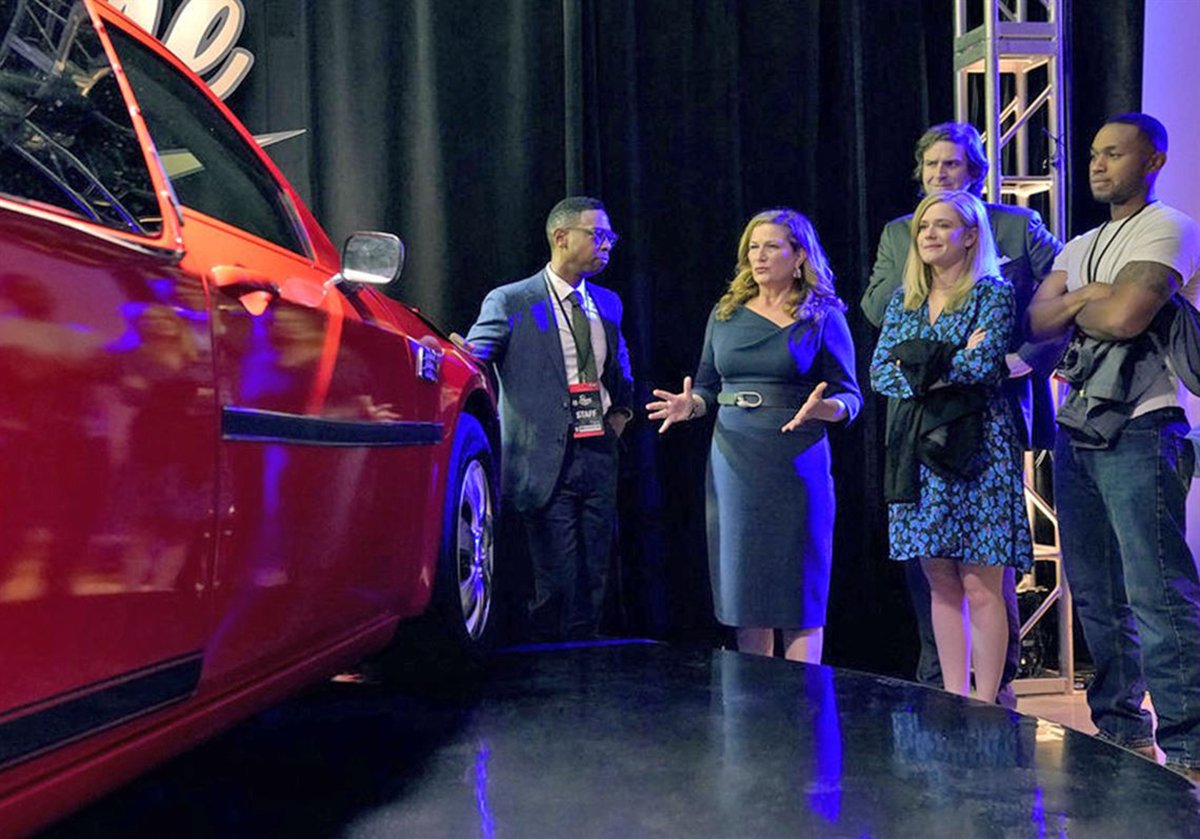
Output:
(1085, 200), (1155, 285)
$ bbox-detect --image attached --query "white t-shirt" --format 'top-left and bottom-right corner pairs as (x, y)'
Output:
(1053, 201), (1200, 415)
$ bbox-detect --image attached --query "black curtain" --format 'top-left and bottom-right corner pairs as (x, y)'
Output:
(1065, 0), (1145, 234)
(560, 1), (958, 672)
(216, 0), (1141, 676)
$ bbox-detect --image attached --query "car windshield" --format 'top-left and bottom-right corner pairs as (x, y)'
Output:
(0, 0), (161, 234)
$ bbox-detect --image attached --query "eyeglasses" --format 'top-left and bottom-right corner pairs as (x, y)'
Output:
(565, 226), (620, 246)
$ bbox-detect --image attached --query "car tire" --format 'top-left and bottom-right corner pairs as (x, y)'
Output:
(379, 412), (499, 689)
(431, 412), (498, 655)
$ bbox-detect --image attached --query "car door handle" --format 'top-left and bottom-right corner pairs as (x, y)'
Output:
(210, 265), (280, 316)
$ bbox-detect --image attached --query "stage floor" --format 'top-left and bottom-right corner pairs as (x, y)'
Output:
(44, 641), (1200, 838)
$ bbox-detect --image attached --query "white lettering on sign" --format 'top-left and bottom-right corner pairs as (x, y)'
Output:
(107, 0), (254, 100)
(109, 0), (162, 33)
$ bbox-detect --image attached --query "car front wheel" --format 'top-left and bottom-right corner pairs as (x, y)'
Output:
(439, 413), (496, 650)
(379, 411), (500, 687)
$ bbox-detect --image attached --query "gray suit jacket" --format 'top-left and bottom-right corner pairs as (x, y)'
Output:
(860, 203), (1063, 447)
(466, 271), (634, 511)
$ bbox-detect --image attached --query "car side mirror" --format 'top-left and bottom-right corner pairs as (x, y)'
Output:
(339, 232), (405, 285)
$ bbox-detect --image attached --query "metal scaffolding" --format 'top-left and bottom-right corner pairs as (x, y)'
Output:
(953, 0), (1074, 697)
(954, 0), (1068, 232)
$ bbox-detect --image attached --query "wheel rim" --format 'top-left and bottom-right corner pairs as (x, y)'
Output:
(456, 458), (494, 641)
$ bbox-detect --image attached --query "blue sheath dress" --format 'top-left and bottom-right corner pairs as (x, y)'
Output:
(693, 304), (861, 628)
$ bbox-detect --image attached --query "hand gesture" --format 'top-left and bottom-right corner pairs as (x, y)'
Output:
(965, 328), (987, 350)
(646, 376), (696, 434)
(781, 382), (827, 433)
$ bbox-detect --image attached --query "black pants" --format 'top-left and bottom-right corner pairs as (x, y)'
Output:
(906, 559), (1020, 688)
(522, 433), (617, 641)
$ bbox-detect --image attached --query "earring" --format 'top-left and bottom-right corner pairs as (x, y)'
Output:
(793, 265), (804, 279)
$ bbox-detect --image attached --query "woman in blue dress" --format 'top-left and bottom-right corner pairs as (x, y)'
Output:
(868, 191), (1032, 702)
(647, 208), (861, 663)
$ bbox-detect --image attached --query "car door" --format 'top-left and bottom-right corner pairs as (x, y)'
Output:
(103, 18), (442, 688)
(0, 0), (213, 770)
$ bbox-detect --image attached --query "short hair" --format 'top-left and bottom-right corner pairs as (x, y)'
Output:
(545, 196), (606, 242)
(912, 122), (989, 197)
(1104, 112), (1168, 154)
(902, 190), (1000, 314)
(715, 207), (845, 321)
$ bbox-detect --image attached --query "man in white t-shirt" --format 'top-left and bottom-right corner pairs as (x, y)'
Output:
(1029, 113), (1200, 783)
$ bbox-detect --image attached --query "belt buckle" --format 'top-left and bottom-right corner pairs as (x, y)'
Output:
(734, 391), (763, 408)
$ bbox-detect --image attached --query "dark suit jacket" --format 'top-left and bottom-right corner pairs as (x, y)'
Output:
(465, 271), (634, 512)
(860, 203), (1064, 448)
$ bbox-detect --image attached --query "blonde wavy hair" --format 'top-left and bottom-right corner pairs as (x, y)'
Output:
(902, 191), (999, 313)
(715, 208), (844, 321)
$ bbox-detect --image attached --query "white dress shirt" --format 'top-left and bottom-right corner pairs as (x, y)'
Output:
(545, 265), (611, 415)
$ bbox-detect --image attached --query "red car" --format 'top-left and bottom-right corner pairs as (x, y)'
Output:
(0, 1), (499, 834)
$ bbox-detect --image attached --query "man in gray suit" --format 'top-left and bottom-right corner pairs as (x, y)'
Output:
(861, 122), (1062, 704)
(466, 196), (634, 641)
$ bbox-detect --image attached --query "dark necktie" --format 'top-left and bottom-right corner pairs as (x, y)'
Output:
(568, 291), (598, 383)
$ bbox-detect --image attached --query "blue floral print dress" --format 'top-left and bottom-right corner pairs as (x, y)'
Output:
(868, 275), (1033, 570)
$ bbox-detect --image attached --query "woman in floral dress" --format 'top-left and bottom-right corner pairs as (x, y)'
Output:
(869, 191), (1032, 702)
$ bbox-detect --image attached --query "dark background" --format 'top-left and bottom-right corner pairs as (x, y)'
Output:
(173, 0), (1142, 675)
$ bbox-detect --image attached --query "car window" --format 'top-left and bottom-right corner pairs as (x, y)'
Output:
(106, 28), (307, 256)
(0, 0), (162, 234)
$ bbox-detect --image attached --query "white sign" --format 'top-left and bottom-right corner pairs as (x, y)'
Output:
(107, 0), (254, 99)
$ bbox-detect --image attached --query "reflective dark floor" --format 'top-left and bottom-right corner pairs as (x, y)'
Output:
(43, 641), (1200, 838)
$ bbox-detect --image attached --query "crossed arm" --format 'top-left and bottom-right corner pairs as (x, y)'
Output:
(1027, 260), (1181, 342)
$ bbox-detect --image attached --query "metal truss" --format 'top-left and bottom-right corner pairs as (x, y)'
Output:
(954, 0), (1068, 232)
(1, 0), (98, 85)
(954, 0), (1074, 696)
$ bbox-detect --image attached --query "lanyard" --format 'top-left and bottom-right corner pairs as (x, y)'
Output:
(1085, 200), (1155, 285)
